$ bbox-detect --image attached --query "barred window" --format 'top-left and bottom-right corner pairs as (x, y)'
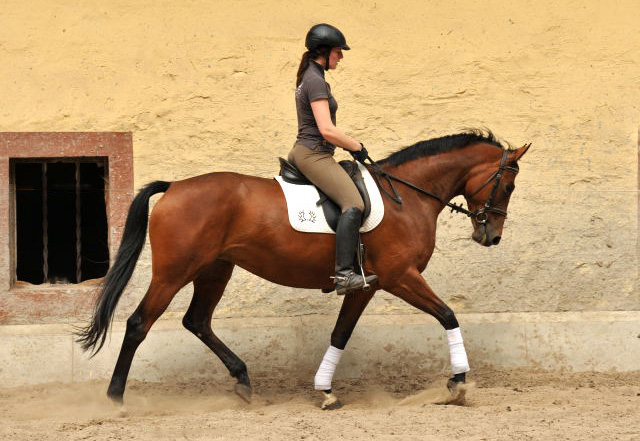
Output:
(12, 158), (109, 284)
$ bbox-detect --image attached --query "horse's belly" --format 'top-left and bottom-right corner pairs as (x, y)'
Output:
(223, 238), (335, 290)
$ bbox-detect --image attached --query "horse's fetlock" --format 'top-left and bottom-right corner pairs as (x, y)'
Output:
(230, 361), (249, 381)
(441, 308), (459, 330)
(451, 372), (466, 384)
(330, 332), (351, 350)
(107, 378), (125, 404)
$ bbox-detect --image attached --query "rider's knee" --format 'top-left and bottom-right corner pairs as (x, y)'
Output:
(341, 202), (364, 214)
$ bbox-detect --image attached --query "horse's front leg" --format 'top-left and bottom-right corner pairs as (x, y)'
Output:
(315, 289), (375, 410)
(385, 269), (470, 402)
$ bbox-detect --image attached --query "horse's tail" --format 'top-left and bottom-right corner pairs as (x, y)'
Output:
(75, 180), (171, 355)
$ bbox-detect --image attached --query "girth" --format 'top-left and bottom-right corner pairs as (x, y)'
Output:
(278, 157), (372, 231)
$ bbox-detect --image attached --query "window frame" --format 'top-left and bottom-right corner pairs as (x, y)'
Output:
(0, 132), (133, 324)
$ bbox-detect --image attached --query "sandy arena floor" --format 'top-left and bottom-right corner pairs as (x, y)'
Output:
(1, 370), (638, 440)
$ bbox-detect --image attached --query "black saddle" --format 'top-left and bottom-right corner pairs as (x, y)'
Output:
(278, 157), (372, 231)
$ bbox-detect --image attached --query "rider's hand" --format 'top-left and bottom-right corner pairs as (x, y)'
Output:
(350, 144), (369, 164)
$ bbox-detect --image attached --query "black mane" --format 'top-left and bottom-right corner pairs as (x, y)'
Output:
(379, 129), (508, 167)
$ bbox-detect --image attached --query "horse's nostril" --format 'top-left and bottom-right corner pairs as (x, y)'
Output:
(492, 236), (501, 245)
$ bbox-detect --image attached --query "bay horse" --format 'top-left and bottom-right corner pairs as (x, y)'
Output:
(77, 130), (530, 409)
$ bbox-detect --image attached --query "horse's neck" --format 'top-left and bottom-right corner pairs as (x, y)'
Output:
(386, 148), (485, 204)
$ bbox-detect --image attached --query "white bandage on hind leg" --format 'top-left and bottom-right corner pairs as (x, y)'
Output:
(446, 328), (470, 374)
(314, 345), (343, 390)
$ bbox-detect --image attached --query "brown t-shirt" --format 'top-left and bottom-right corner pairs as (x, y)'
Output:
(294, 61), (338, 154)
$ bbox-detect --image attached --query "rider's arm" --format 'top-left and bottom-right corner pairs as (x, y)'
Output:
(311, 99), (363, 152)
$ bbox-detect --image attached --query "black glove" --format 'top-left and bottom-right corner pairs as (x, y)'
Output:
(350, 145), (369, 163)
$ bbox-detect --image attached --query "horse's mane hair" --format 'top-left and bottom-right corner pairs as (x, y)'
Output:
(379, 129), (510, 167)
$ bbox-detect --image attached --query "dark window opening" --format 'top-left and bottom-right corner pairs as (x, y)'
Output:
(13, 159), (109, 285)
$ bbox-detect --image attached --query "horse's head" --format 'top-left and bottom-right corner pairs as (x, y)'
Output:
(463, 143), (531, 247)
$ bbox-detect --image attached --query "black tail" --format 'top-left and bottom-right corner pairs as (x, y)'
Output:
(75, 181), (171, 355)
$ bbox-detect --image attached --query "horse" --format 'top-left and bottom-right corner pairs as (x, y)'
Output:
(76, 130), (530, 409)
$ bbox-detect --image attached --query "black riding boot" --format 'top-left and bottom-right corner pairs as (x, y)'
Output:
(333, 207), (378, 295)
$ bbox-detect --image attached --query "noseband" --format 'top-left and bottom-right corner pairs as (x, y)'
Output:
(366, 149), (519, 223)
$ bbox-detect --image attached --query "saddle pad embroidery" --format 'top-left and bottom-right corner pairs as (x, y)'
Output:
(275, 163), (384, 234)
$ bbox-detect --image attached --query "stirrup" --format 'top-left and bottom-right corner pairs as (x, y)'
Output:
(330, 275), (350, 284)
(332, 272), (377, 295)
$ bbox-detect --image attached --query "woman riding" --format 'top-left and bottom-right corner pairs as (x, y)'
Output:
(288, 23), (378, 295)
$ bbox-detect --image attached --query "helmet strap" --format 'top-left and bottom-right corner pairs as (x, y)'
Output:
(324, 53), (330, 71)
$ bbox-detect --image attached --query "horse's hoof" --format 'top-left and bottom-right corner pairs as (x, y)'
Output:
(108, 394), (128, 416)
(320, 391), (342, 410)
(234, 383), (253, 403)
(446, 378), (458, 394)
(439, 379), (467, 406)
(107, 391), (124, 406)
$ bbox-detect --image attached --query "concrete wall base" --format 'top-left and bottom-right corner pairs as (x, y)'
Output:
(1, 311), (638, 387)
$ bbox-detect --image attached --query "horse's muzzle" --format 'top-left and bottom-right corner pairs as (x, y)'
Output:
(472, 226), (501, 247)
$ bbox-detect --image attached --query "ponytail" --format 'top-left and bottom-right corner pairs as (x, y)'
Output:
(295, 46), (330, 87)
(296, 51), (313, 87)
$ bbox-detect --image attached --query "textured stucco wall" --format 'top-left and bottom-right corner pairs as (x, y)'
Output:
(1, 0), (638, 324)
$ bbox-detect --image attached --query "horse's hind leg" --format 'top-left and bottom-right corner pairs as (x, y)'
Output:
(107, 279), (185, 404)
(182, 260), (252, 402)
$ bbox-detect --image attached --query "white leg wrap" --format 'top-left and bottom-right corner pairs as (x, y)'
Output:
(447, 328), (470, 374)
(314, 345), (343, 391)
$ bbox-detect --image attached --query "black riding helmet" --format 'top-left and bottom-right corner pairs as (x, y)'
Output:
(305, 24), (350, 70)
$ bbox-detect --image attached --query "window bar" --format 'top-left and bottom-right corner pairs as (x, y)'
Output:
(42, 162), (49, 283)
(75, 161), (82, 283)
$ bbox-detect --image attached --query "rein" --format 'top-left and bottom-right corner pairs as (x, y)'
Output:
(364, 149), (519, 223)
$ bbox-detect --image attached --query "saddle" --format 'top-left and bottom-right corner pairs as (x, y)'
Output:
(278, 158), (372, 231)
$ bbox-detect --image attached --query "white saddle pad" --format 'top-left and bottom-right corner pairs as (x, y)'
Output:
(275, 162), (384, 234)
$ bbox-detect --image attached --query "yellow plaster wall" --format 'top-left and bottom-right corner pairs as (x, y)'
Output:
(1, 0), (638, 320)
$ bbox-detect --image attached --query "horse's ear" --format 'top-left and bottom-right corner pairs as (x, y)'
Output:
(513, 143), (531, 161)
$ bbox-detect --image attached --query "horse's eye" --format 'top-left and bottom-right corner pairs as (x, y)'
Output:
(505, 184), (515, 194)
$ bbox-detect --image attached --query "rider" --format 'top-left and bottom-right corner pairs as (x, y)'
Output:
(288, 23), (378, 295)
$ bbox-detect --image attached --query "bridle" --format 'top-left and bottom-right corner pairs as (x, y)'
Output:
(365, 148), (520, 224)
(463, 148), (520, 224)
